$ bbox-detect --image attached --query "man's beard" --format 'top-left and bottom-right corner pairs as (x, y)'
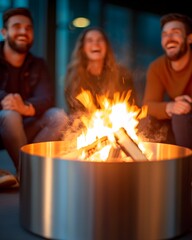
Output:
(166, 41), (188, 61)
(7, 35), (33, 54)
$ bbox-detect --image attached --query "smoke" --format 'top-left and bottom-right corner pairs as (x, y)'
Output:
(60, 109), (172, 158)
(60, 111), (87, 153)
(137, 116), (171, 143)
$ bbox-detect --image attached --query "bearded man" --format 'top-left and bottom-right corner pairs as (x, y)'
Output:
(142, 13), (192, 149)
(0, 8), (66, 188)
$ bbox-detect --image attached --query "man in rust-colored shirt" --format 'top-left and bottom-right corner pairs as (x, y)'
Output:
(143, 13), (192, 149)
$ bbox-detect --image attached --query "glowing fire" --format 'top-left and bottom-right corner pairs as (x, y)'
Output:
(75, 90), (148, 161)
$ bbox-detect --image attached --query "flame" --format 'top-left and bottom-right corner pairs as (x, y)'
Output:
(76, 90), (148, 161)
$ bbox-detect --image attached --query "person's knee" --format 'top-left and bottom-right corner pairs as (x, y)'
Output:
(0, 110), (22, 125)
(43, 107), (68, 125)
(172, 113), (192, 148)
(172, 114), (192, 127)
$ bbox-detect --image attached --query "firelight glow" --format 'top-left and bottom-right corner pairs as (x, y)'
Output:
(76, 90), (148, 161)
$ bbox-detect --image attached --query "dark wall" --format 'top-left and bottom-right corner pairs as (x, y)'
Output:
(104, 0), (192, 17)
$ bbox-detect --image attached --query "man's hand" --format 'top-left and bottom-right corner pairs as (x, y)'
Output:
(166, 95), (192, 117)
(1, 93), (35, 116)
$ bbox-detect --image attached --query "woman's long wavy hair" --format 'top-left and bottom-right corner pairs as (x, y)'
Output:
(64, 27), (119, 97)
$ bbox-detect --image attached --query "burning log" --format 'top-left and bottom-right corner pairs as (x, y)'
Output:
(61, 136), (109, 160)
(82, 136), (109, 158)
(62, 128), (148, 162)
(114, 128), (148, 161)
(106, 144), (122, 161)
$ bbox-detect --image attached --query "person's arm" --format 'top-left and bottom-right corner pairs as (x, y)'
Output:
(1, 93), (35, 116)
(23, 58), (54, 116)
(166, 95), (192, 117)
(142, 64), (169, 119)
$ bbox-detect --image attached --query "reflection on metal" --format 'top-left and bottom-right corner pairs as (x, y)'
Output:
(72, 17), (90, 28)
(20, 141), (192, 240)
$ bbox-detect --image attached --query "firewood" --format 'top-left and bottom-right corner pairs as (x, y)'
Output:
(61, 136), (109, 160)
(106, 144), (121, 161)
(114, 128), (148, 161)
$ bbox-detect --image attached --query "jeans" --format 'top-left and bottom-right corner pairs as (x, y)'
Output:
(172, 113), (192, 149)
(0, 107), (68, 172)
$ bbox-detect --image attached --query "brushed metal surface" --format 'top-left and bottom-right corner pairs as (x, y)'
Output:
(20, 141), (192, 240)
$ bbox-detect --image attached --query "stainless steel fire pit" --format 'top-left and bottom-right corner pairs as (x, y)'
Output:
(20, 141), (192, 240)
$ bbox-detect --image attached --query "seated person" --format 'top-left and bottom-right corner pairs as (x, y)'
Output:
(64, 27), (137, 115)
(0, 7), (67, 188)
(142, 13), (192, 149)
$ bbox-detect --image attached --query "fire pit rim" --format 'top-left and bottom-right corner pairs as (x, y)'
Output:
(20, 141), (192, 162)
